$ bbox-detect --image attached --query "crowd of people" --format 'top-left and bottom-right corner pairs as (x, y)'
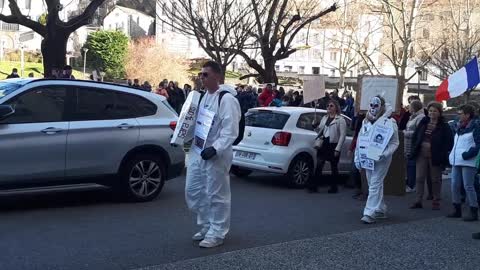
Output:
(126, 77), (357, 119)
(5, 66), (76, 80)
(126, 78), (192, 114)
(335, 95), (480, 238)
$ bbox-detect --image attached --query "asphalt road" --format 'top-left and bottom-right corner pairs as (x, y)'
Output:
(0, 173), (451, 270)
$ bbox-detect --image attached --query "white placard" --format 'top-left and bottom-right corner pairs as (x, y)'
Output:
(192, 108), (215, 154)
(303, 75), (326, 104)
(367, 118), (394, 161)
(360, 76), (398, 111)
(170, 91), (201, 145)
(358, 125), (375, 170)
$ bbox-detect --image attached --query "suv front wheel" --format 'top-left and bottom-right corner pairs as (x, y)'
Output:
(118, 154), (165, 202)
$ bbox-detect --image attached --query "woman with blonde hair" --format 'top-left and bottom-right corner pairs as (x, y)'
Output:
(307, 99), (347, 193)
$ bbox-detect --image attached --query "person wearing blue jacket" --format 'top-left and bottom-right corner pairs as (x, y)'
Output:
(447, 104), (480, 222)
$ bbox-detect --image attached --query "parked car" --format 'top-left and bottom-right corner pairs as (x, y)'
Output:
(0, 78), (184, 202)
(231, 107), (353, 187)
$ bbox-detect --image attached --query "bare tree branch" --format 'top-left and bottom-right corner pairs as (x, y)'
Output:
(0, 0), (46, 36)
(63, 0), (106, 32)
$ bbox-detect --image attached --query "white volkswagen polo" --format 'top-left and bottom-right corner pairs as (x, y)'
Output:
(231, 107), (354, 187)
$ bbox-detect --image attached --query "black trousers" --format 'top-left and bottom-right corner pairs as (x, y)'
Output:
(306, 142), (340, 190)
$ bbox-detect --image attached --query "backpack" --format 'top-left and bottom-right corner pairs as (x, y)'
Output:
(199, 91), (245, 145)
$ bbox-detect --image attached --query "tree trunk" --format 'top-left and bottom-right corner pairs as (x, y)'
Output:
(41, 30), (69, 78)
(220, 64), (227, 84)
(397, 76), (406, 111)
(339, 71), (345, 89)
(262, 59), (279, 85)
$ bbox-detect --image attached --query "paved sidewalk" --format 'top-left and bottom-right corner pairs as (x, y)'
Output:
(137, 217), (480, 270)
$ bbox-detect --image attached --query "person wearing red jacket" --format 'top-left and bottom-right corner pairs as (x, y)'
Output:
(258, 84), (274, 107)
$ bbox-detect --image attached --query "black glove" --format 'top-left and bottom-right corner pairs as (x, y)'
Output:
(201, 147), (217, 160)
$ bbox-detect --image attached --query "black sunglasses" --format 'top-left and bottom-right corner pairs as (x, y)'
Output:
(198, 72), (209, 78)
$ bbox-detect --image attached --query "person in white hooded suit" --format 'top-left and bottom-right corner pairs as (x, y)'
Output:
(354, 95), (399, 224)
(186, 61), (241, 248)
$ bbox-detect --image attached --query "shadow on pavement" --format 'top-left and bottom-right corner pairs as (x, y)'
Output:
(0, 189), (118, 212)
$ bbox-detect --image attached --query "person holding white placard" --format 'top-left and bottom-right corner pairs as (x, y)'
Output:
(354, 96), (399, 224)
(185, 61), (241, 248)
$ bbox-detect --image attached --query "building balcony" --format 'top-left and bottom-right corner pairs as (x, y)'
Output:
(0, 22), (20, 32)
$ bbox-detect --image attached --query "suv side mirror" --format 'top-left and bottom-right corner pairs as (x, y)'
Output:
(0, 105), (15, 120)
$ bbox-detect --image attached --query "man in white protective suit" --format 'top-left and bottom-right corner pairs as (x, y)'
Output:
(186, 60), (241, 248)
(354, 95), (399, 224)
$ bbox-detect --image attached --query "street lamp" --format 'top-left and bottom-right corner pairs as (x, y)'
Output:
(83, 48), (89, 80)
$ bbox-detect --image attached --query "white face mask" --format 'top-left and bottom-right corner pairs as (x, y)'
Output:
(369, 97), (382, 117)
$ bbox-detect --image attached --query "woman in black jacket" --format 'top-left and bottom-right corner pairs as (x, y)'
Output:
(409, 102), (453, 210)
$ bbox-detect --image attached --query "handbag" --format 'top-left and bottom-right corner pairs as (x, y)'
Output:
(314, 116), (326, 150)
(314, 135), (324, 150)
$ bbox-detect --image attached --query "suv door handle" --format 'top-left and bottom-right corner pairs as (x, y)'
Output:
(41, 127), (63, 135)
(117, 123), (134, 130)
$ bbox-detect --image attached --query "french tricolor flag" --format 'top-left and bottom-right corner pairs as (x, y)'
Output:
(436, 57), (480, 101)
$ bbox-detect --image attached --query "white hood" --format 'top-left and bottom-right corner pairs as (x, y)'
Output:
(219, 84), (237, 97)
(382, 103), (394, 118)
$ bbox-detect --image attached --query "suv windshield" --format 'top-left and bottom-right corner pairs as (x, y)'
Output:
(0, 82), (22, 100)
(246, 110), (290, 129)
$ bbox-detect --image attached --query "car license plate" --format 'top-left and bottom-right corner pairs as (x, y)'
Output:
(235, 151), (256, 160)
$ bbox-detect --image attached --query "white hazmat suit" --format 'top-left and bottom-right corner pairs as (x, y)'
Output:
(354, 99), (399, 221)
(186, 85), (241, 240)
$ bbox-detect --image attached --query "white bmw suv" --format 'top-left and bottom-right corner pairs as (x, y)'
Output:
(0, 78), (184, 202)
(232, 107), (353, 187)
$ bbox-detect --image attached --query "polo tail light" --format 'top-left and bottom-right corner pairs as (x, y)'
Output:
(169, 121), (177, 131)
(271, 132), (291, 146)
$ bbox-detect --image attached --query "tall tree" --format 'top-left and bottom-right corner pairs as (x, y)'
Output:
(85, 30), (129, 79)
(427, 0), (480, 79)
(426, 0), (480, 101)
(361, 0), (442, 95)
(0, 0), (106, 77)
(156, 0), (253, 83)
(322, 0), (383, 88)
(239, 0), (337, 84)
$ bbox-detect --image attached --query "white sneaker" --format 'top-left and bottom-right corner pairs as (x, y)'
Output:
(199, 237), (224, 248)
(361, 215), (376, 224)
(192, 228), (209, 241)
(405, 186), (415, 193)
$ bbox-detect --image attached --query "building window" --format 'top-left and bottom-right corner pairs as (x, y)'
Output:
(312, 67), (320, 75)
(441, 69), (448, 80)
(441, 48), (449, 60)
(330, 69), (335, 77)
(419, 69), (428, 81)
(312, 49), (321, 59)
(275, 65), (280, 71)
(25, 0), (31, 9)
(330, 51), (337, 61)
(298, 66), (305, 74)
(349, 70), (353, 77)
(162, 4), (167, 15)
(423, 29), (430, 39)
(284, 65), (292, 72)
(172, 3), (177, 16)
